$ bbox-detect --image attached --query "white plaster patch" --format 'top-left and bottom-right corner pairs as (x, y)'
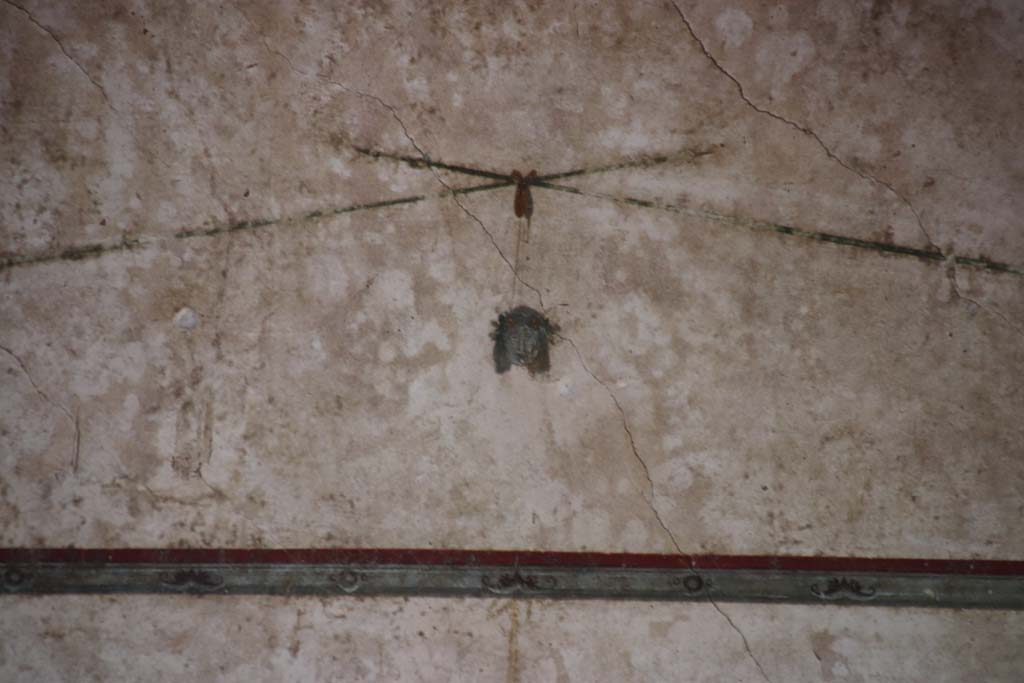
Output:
(662, 433), (685, 452)
(380, 166), (423, 194)
(427, 248), (456, 284)
(173, 306), (198, 330)
(600, 85), (629, 119)
(405, 366), (447, 417)
(368, 269), (415, 311)
(74, 340), (149, 398)
(305, 254), (350, 301)
(756, 32), (817, 97)
(402, 319), (451, 358)
(622, 293), (674, 351)
(714, 8), (754, 48)
(404, 75), (431, 100)
(571, 506), (611, 547)
(72, 117), (100, 141)
(326, 157), (352, 177)
(521, 478), (572, 525)
(305, 334), (328, 365)
(154, 410), (178, 466)
(651, 459), (698, 515)
(598, 125), (657, 154)
(377, 341), (397, 364)
(622, 519), (652, 550)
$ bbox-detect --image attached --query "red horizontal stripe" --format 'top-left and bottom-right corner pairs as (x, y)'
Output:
(1, 548), (1022, 576)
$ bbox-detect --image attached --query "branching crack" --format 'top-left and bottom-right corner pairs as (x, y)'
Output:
(356, 147), (1022, 276)
(945, 261), (1024, 339)
(1, 343), (80, 472)
(448, 188), (546, 309)
(5, 145), (1021, 277)
(238, 7), (545, 308)
(667, 0), (939, 255)
(328, 92), (547, 307)
(668, 1), (1021, 354)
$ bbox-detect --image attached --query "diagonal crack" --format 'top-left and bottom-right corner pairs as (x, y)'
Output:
(448, 188), (546, 309)
(710, 599), (774, 683)
(945, 261), (1024, 339)
(324, 90), (547, 308)
(561, 317), (772, 683)
(556, 333), (682, 555)
(350, 147), (1024, 279)
(2, 0), (113, 108)
(238, 7), (545, 309)
(3, 0), (170, 172)
(669, 0), (1019, 347)
(348, 142), (712, 309)
(1, 343), (80, 473)
(667, 0), (939, 256)
(558, 329), (772, 682)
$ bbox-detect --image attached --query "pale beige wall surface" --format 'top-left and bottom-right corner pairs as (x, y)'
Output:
(1, 0), (1022, 680)
(1, 596), (1023, 683)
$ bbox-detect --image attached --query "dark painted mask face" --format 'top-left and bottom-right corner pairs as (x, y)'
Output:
(490, 306), (558, 375)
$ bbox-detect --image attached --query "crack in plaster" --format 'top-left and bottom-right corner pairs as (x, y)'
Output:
(536, 178), (1024, 275)
(196, 467), (228, 501)
(4, 148), (1021, 278)
(557, 331), (772, 682)
(555, 334), (681, 554)
(358, 146), (1024, 345)
(353, 148), (1024, 278)
(667, 1), (938, 254)
(2, 0), (169, 172)
(2, 0), (113, 109)
(666, 8), (910, 679)
(0, 343), (80, 473)
(668, 1), (1022, 345)
(710, 599), (774, 683)
(445, 187), (546, 309)
(238, 8), (545, 309)
(336, 108), (546, 307)
(353, 150), (551, 309)
(945, 260), (1024, 339)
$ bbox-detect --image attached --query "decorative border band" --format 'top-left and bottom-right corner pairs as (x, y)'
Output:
(2, 549), (1021, 609)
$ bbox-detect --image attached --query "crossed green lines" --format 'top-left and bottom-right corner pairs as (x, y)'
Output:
(2, 146), (1021, 278)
